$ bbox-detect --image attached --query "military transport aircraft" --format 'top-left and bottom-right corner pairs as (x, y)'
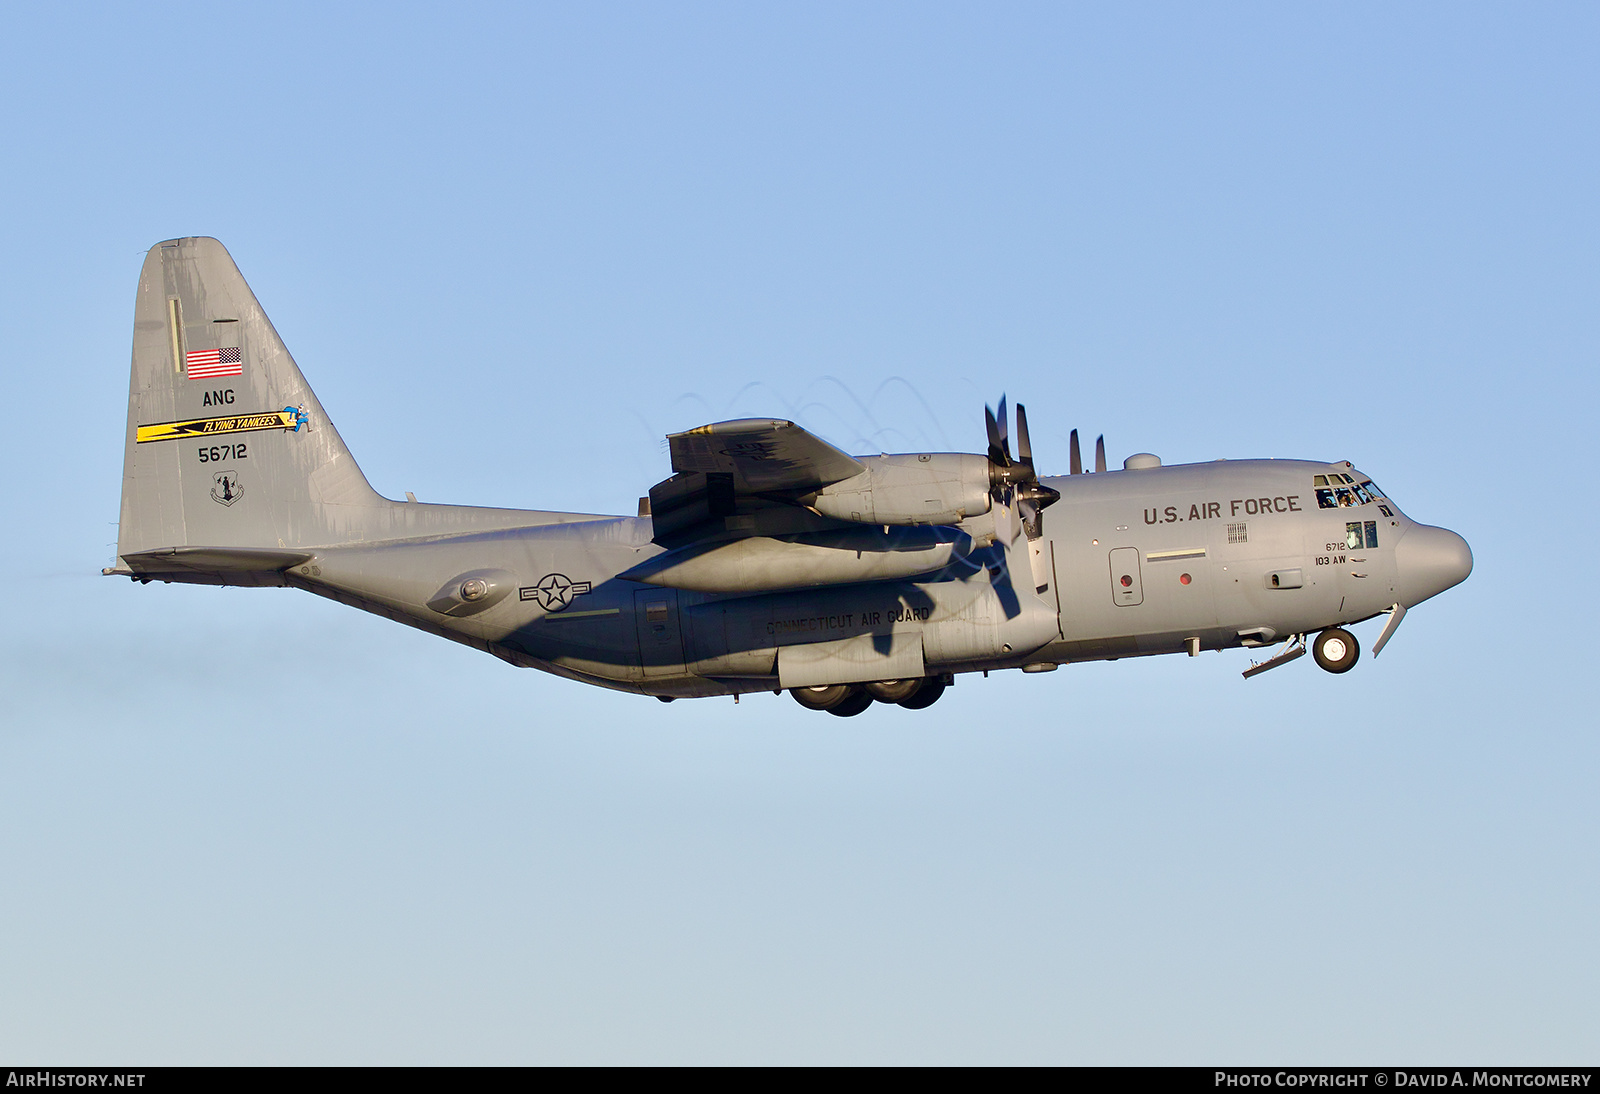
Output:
(107, 238), (1472, 715)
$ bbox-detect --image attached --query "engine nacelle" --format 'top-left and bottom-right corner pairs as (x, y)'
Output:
(620, 526), (976, 595)
(808, 454), (991, 526)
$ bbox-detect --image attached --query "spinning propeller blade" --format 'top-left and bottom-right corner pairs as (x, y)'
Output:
(983, 396), (1059, 545)
(984, 403), (1009, 468)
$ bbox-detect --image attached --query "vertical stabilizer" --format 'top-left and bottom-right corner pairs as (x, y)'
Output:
(116, 237), (387, 562)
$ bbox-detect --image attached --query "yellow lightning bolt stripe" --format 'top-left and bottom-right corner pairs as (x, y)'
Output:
(136, 410), (299, 444)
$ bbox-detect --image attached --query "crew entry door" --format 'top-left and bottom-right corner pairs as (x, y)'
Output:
(1110, 547), (1144, 607)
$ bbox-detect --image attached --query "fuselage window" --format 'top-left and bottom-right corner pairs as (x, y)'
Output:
(1346, 521), (1380, 550)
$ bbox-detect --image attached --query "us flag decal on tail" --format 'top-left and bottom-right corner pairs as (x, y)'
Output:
(187, 346), (242, 379)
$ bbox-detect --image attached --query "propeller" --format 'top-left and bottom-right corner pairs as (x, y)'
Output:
(1069, 429), (1108, 473)
(1013, 403), (1061, 541)
(983, 396), (1061, 544)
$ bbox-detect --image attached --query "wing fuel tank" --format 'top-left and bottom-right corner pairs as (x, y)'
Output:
(620, 527), (976, 594)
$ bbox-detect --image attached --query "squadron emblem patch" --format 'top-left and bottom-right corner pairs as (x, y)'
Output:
(210, 470), (243, 506)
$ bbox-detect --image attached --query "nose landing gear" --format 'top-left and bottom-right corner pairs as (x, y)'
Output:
(1312, 627), (1360, 673)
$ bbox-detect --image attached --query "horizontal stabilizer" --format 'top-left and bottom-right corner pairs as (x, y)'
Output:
(110, 546), (315, 585)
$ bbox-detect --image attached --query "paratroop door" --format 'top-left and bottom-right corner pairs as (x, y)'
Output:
(634, 589), (686, 675)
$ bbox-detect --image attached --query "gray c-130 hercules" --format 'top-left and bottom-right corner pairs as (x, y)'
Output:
(107, 238), (1472, 714)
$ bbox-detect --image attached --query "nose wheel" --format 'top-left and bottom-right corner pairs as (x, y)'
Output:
(1312, 628), (1360, 673)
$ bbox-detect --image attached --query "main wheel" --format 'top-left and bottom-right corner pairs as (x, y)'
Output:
(1312, 628), (1360, 673)
(897, 676), (947, 710)
(827, 689), (874, 717)
(865, 679), (922, 703)
(791, 685), (850, 711)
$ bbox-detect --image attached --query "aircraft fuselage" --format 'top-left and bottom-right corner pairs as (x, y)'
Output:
(281, 457), (1466, 698)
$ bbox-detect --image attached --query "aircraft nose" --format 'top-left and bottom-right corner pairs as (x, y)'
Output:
(1394, 524), (1473, 607)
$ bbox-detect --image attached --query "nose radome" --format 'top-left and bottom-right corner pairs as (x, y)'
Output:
(1394, 524), (1473, 607)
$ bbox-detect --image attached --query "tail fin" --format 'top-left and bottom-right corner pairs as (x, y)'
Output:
(114, 237), (388, 570)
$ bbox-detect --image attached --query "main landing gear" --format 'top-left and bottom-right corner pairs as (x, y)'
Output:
(790, 676), (948, 716)
(1312, 627), (1360, 674)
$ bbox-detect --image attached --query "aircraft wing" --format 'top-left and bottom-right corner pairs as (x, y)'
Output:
(649, 419), (866, 544)
(667, 419), (863, 493)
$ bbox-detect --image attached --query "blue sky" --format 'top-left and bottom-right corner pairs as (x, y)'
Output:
(0, 1), (1595, 1063)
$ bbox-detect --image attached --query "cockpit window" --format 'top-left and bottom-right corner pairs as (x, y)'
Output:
(1317, 478), (1384, 509)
